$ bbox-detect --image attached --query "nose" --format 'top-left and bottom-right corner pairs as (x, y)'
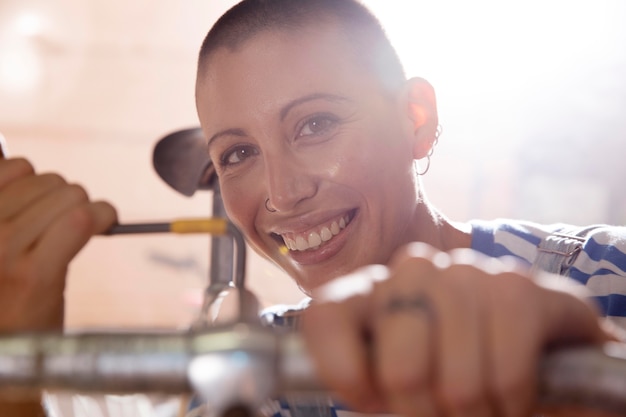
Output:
(264, 153), (317, 212)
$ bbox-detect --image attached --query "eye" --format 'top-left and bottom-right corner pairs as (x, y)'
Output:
(220, 144), (258, 167)
(298, 114), (338, 138)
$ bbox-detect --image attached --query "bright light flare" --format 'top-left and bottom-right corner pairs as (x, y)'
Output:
(14, 12), (44, 37)
(0, 9), (47, 95)
(0, 40), (42, 94)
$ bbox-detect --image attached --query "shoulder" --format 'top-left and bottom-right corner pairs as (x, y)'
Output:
(469, 218), (566, 265)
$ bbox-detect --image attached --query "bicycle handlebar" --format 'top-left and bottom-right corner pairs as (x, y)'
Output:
(1, 323), (626, 416)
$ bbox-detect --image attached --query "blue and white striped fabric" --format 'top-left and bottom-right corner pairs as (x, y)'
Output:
(471, 219), (626, 328)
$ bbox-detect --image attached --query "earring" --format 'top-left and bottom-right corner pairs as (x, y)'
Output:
(417, 157), (431, 176)
(417, 124), (442, 176)
(265, 198), (277, 213)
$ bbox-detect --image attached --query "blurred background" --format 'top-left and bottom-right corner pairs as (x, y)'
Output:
(1, 0), (625, 330)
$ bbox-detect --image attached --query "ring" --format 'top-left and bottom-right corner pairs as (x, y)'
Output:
(384, 294), (433, 316)
(265, 198), (277, 213)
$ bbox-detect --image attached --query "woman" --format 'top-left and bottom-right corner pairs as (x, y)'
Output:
(195, 1), (625, 416)
(1, 0), (624, 416)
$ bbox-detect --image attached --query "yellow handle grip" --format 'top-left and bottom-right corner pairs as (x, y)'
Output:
(169, 218), (229, 235)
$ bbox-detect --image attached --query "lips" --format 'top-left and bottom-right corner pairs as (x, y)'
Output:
(274, 210), (356, 252)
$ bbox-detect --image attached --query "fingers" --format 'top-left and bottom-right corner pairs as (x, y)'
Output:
(435, 265), (489, 417)
(7, 182), (90, 256)
(483, 273), (538, 417)
(371, 257), (438, 417)
(1, 169), (117, 269)
(0, 171), (66, 219)
(373, 255), (489, 417)
(33, 200), (117, 271)
(0, 157), (35, 188)
(0, 157), (117, 332)
(534, 273), (609, 346)
(303, 243), (602, 417)
(302, 268), (385, 412)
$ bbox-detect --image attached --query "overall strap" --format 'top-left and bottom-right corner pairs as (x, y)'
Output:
(531, 226), (597, 277)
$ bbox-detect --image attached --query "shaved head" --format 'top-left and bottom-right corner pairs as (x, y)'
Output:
(197, 0), (406, 93)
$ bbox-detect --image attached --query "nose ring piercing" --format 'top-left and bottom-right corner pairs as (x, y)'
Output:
(265, 198), (277, 213)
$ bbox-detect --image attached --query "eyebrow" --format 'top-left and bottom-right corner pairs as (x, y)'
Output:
(207, 128), (246, 148)
(279, 92), (349, 121)
(207, 93), (350, 148)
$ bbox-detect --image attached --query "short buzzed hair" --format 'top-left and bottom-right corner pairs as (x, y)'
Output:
(197, 0), (406, 93)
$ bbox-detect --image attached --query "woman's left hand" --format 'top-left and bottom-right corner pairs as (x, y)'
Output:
(301, 242), (609, 417)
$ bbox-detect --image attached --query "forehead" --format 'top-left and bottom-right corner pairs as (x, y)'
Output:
(196, 25), (385, 130)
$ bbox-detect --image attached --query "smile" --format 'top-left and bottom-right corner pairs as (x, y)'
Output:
(278, 210), (355, 252)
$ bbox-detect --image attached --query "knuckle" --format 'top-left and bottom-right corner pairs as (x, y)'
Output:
(64, 183), (89, 203)
(497, 272), (535, 301)
(389, 242), (438, 267)
(445, 263), (477, 283)
(11, 157), (36, 175)
(65, 204), (96, 234)
(100, 201), (118, 220)
(41, 172), (67, 188)
(89, 201), (118, 232)
(393, 256), (438, 281)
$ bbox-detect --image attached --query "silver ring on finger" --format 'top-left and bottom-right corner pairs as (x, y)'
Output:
(383, 294), (434, 317)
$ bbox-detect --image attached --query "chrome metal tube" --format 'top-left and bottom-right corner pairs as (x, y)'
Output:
(0, 332), (192, 395)
(1, 327), (626, 415)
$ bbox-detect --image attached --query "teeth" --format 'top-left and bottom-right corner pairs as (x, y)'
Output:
(308, 232), (322, 248)
(281, 214), (352, 252)
(295, 236), (308, 251)
(320, 227), (332, 242)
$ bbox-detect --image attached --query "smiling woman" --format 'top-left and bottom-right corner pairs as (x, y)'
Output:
(196, 24), (427, 292)
(192, 2), (626, 417)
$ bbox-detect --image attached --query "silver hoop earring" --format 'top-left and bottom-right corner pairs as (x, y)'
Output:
(417, 156), (431, 176)
(417, 124), (442, 176)
(265, 198), (277, 213)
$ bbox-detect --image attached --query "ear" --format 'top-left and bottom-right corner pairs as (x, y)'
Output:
(402, 77), (439, 159)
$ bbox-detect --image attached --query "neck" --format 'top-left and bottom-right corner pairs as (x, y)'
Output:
(410, 192), (472, 252)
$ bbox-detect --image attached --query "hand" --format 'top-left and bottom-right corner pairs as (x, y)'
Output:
(301, 243), (608, 417)
(0, 158), (117, 333)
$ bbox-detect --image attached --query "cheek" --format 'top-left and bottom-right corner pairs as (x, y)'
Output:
(220, 180), (258, 233)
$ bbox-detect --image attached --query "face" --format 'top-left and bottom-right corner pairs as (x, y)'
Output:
(196, 24), (421, 294)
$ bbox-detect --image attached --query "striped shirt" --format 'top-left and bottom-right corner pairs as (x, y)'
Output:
(471, 219), (626, 328)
